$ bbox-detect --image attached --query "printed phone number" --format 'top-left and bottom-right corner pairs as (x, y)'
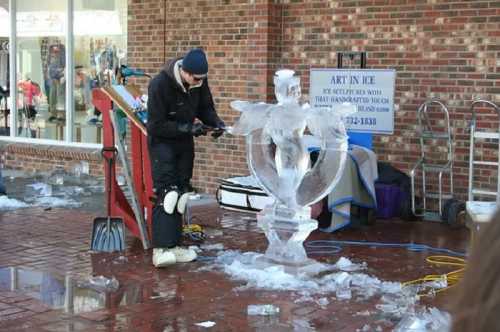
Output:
(345, 117), (377, 126)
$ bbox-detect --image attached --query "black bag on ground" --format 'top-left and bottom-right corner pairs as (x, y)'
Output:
(152, 204), (183, 248)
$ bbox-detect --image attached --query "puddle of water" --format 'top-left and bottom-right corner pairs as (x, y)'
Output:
(0, 266), (145, 314)
(1, 169), (105, 213)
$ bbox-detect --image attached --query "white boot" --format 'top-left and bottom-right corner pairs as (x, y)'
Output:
(176, 192), (193, 214)
(163, 190), (179, 214)
(169, 247), (197, 263)
(152, 248), (176, 267)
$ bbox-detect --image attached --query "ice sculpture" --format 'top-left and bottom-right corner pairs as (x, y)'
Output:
(229, 69), (353, 269)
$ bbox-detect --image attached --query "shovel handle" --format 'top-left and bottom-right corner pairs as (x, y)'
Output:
(101, 146), (118, 160)
(101, 147), (117, 217)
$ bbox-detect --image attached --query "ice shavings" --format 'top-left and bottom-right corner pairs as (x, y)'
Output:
(393, 307), (451, 332)
(335, 256), (366, 271)
(247, 304), (280, 316)
(26, 182), (53, 197)
(224, 257), (318, 292)
(60, 186), (88, 197)
(376, 291), (419, 318)
(292, 319), (315, 330)
(357, 325), (371, 332)
(316, 297), (329, 307)
(212, 250), (449, 329)
(333, 271), (352, 299)
(0, 195), (30, 210)
(357, 325), (383, 332)
(410, 277), (448, 297)
(194, 321), (216, 328)
(200, 243), (225, 251)
(215, 250), (403, 297)
(3, 180), (84, 209)
(33, 196), (82, 208)
(294, 293), (315, 304)
(354, 310), (372, 317)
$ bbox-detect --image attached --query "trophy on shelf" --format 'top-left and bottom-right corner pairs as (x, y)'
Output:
(229, 69), (354, 271)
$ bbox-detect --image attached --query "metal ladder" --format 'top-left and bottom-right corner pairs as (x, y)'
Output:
(468, 99), (500, 203)
(410, 99), (454, 221)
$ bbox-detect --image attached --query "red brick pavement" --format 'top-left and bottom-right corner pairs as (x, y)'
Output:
(0, 207), (468, 331)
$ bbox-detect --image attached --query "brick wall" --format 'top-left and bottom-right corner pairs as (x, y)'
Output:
(279, 0), (500, 201)
(128, 0), (276, 194)
(0, 142), (103, 176)
(128, 0), (500, 200)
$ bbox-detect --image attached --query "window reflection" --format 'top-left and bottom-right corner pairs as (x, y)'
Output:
(8, 1), (127, 143)
(16, 1), (67, 140)
(73, 1), (127, 144)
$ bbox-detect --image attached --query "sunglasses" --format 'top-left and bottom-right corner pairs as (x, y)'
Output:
(192, 74), (206, 81)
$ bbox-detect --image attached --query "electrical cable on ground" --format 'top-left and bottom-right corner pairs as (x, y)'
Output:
(305, 239), (466, 257)
(304, 239), (466, 296)
(183, 224), (206, 242)
(402, 255), (466, 297)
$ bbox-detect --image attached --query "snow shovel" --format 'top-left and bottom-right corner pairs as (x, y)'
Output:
(90, 148), (126, 252)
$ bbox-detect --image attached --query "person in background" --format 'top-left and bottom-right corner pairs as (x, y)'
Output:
(47, 43), (65, 122)
(0, 168), (6, 196)
(451, 209), (500, 332)
(74, 65), (91, 112)
(17, 76), (41, 120)
(147, 48), (225, 267)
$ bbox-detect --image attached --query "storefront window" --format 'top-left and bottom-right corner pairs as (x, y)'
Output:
(16, 1), (67, 140)
(3, 0), (127, 144)
(72, 0), (127, 144)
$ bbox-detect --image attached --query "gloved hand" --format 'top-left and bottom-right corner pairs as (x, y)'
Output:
(177, 122), (208, 137)
(192, 122), (209, 137)
(211, 120), (226, 139)
(177, 122), (193, 135)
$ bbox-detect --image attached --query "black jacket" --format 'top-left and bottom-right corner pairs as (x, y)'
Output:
(147, 58), (222, 143)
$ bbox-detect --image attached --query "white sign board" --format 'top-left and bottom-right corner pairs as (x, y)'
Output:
(310, 69), (396, 134)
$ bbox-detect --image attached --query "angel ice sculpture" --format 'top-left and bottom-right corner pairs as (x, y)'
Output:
(229, 69), (354, 267)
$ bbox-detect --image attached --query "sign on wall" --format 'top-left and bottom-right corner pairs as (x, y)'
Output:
(310, 69), (396, 134)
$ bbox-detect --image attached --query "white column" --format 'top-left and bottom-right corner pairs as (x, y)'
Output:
(8, 0), (16, 137)
(65, 0), (74, 142)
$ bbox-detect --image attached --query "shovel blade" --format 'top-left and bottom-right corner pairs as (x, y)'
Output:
(90, 217), (126, 252)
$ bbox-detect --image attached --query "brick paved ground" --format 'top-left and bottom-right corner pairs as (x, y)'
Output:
(0, 205), (468, 332)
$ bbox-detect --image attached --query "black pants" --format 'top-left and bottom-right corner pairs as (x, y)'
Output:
(148, 138), (194, 193)
(148, 138), (194, 248)
(151, 205), (183, 248)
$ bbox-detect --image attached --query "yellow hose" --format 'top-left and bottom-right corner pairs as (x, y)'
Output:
(402, 255), (466, 296)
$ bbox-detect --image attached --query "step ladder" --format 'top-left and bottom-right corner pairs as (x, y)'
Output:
(466, 99), (500, 226)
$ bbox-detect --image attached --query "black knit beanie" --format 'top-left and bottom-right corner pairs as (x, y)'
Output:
(181, 48), (208, 75)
